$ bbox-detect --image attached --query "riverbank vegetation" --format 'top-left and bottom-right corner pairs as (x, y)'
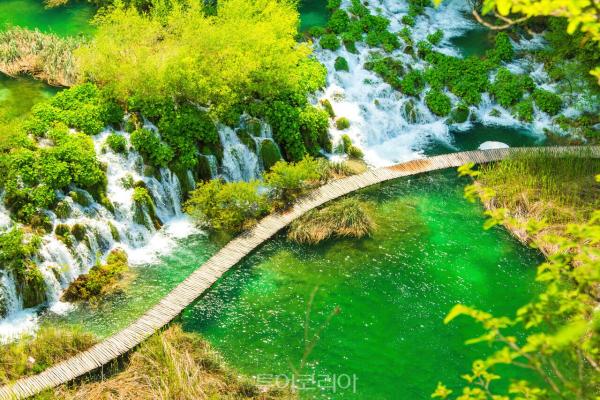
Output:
(39, 325), (294, 400)
(434, 161), (600, 399)
(62, 248), (129, 304)
(0, 326), (96, 384)
(0, 27), (80, 87)
(464, 150), (600, 254)
(287, 197), (376, 244)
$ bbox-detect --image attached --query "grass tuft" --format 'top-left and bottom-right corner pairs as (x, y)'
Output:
(288, 197), (376, 244)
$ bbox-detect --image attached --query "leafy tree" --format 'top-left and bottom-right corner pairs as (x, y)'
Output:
(425, 89), (452, 116)
(263, 156), (324, 210)
(184, 179), (267, 233)
(433, 167), (600, 400)
(532, 89), (563, 115)
(76, 0), (324, 119)
(105, 133), (127, 153)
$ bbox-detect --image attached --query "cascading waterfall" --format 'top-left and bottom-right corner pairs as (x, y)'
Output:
(315, 0), (597, 166)
(218, 125), (262, 182)
(0, 114), (282, 339)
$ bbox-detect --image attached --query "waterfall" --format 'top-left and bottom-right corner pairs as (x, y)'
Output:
(218, 125), (261, 182)
(314, 0), (591, 166)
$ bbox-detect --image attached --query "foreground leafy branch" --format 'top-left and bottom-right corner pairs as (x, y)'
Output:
(433, 165), (599, 399)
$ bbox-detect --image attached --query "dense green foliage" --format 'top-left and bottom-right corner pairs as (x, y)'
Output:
(77, 0), (328, 161)
(489, 67), (535, 108)
(1, 120), (107, 223)
(532, 88), (563, 115)
(334, 56), (349, 71)
(427, 29), (443, 45)
(335, 117), (350, 130)
(340, 134), (364, 159)
(364, 54), (403, 90)
(263, 156), (324, 210)
(184, 179), (267, 233)
(425, 89), (451, 116)
(105, 132), (127, 153)
(62, 249), (129, 303)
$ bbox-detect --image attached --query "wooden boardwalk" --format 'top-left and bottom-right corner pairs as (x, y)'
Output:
(1, 146), (598, 399)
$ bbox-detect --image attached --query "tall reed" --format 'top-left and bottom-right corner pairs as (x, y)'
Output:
(0, 27), (81, 86)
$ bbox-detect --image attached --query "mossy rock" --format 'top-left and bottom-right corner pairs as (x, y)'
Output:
(403, 100), (420, 124)
(196, 155), (215, 182)
(236, 129), (257, 153)
(132, 187), (161, 230)
(143, 165), (157, 178)
(55, 224), (71, 237)
(318, 130), (333, 153)
(336, 117), (351, 130)
(54, 200), (71, 219)
(0, 288), (7, 318)
(489, 108), (502, 118)
(16, 265), (47, 309)
(450, 104), (470, 124)
(71, 224), (87, 242)
(320, 99), (335, 118)
(69, 189), (93, 207)
(29, 214), (53, 233)
(108, 222), (120, 242)
(259, 140), (282, 171)
(245, 118), (263, 137)
(200, 143), (224, 163)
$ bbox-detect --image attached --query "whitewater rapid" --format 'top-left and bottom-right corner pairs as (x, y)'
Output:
(314, 0), (594, 167)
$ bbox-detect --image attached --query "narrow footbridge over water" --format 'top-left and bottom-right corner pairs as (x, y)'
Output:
(1, 146), (598, 399)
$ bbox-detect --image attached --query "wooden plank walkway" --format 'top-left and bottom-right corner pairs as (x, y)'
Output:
(1, 146), (598, 399)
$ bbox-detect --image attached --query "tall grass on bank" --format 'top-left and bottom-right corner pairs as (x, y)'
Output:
(0, 27), (80, 86)
(0, 326), (96, 384)
(474, 149), (599, 252)
(287, 198), (376, 244)
(45, 325), (294, 400)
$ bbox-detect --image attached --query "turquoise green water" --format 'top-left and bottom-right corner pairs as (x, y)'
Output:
(450, 28), (494, 58)
(0, 74), (59, 123)
(299, 0), (328, 31)
(179, 172), (541, 399)
(0, 0), (94, 37)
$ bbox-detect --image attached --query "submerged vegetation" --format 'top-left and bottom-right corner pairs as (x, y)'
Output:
(287, 197), (376, 244)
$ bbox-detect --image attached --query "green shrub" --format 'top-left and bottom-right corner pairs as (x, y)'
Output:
(185, 179), (267, 233)
(105, 133), (127, 153)
(489, 67), (534, 107)
(299, 106), (330, 155)
(261, 101), (306, 161)
(427, 29), (443, 45)
(417, 40), (433, 57)
(514, 99), (534, 122)
(487, 32), (514, 64)
(328, 9), (350, 34)
(349, 0), (370, 17)
(327, 0), (342, 10)
(308, 26), (326, 38)
(1, 125), (106, 222)
(400, 69), (425, 96)
(132, 187), (160, 229)
(532, 89), (562, 115)
(320, 34), (341, 50)
(334, 56), (350, 72)
(263, 156), (324, 210)
(62, 249), (129, 303)
(364, 55), (404, 90)
(425, 89), (452, 116)
(365, 30), (400, 52)
(450, 104), (470, 123)
(25, 83), (123, 137)
(130, 128), (174, 168)
(401, 15), (415, 26)
(336, 117), (351, 130)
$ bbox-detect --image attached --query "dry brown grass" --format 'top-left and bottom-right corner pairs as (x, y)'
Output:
(0, 27), (81, 86)
(46, 325), (294, 400)
(287, 197), (376, 244)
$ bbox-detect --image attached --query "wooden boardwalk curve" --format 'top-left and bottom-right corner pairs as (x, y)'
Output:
(1, 146), (598, 399)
